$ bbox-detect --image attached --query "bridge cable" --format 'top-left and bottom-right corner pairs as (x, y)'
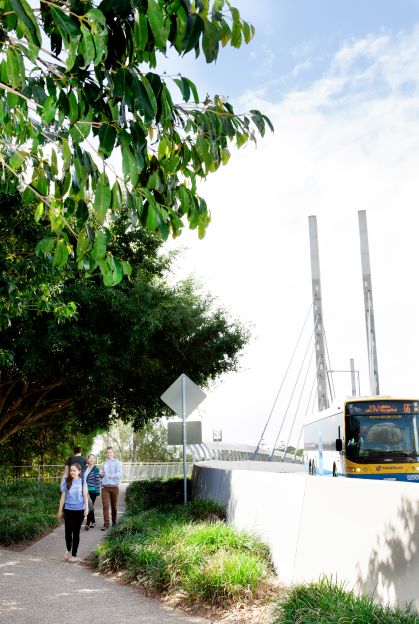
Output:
(269, 314), (318, 460)
(281, 343), (316, 461)
(291, 363), (320, 463)
(252, 303), (314, 459)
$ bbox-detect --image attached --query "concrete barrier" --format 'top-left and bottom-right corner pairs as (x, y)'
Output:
(192, 461), (419, 609)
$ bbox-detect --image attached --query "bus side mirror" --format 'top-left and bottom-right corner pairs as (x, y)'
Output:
(335, 438), (343, 452)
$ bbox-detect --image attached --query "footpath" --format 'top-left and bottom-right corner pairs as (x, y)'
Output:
(0, 485), (208, 624)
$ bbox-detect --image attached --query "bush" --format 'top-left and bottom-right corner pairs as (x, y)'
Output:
(125, 477), (191, 512)
(94, 478), (271, 606)
(186, 550), (268, 605)
(273, 578), (418, 624)
(0, 480), (59, 545)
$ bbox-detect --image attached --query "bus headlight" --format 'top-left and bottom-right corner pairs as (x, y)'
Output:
(356, 468), (361, 472)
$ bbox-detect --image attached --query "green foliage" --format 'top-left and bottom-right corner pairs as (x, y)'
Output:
(93, 480), (271, 606)
(126, 477), (190, 512)
(272, 578), (418, 624)
(0, 423), (99, 468)
(98, 419), (181, 462)
(0, 0), (272, 318)
(0, 480), (59, 545)
(0, 195), (248, 443)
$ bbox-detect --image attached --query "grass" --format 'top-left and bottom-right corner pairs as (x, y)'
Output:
(0, 479), (59, 545)
(272, 578), (419, 624)
(92, 477), (271, 606)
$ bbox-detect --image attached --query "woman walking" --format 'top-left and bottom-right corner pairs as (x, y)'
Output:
(57, 463), (88, 562)
(83, 454), (101, 530)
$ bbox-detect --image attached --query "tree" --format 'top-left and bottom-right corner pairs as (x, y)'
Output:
(0, 421), (99, 468)
(0, 0), (273, 323)
(0, 195), (249, 444)
(99, 419), (181, 462)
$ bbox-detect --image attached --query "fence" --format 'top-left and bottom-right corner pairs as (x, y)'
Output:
(0, 462), (193, 483)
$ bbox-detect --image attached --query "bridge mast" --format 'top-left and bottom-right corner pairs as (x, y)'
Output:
(358, 210), (380, 396)
(308, 216), (329, 411)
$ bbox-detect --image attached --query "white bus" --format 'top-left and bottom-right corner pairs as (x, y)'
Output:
(304, 397), (419, 482)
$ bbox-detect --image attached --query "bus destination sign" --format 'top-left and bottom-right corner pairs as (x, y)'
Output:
(345, 400), (419, 416)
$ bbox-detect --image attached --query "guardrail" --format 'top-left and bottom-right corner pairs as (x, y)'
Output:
(0, 462), (193, 483)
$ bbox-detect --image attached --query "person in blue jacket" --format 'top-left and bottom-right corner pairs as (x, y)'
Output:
(83, 454), (101, 530)
(57, 463), (88, 562)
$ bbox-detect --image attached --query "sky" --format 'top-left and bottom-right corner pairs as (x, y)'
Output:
(159, 1), (419, 450)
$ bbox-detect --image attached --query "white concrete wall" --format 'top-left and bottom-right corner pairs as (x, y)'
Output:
(192, 462), (419, 609)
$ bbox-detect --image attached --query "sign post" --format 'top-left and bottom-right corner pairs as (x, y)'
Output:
(161, 373), (206, 504)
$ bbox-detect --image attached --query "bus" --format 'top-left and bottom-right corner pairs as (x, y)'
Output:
(304, 397), (419, 482)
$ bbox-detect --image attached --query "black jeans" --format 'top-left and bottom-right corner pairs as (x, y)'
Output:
(64, 509), (84, 556)
(86, 491), (97, 525)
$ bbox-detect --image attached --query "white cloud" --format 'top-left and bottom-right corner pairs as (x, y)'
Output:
(168, 27), (419, 448)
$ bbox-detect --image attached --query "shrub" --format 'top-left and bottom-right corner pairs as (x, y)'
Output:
(273, 578), (418, 624)
(186, 550), (268, 605)
(0, 480), (59, 545)
(94, 481), (272, 607)
(125, 477), (191, 512)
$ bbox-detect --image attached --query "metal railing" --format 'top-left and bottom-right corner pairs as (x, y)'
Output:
(0, 462), (193, 483)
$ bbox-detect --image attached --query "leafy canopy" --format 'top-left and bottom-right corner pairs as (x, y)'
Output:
(0, 0), (273, 303)
(0, 196), (249, 444)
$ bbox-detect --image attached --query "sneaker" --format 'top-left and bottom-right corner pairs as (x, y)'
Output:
(90, 523), (96, 528)
(101, 525), (109, 531)
(69, 556), (82, 563)
(84, 524), (89, 531)
(64, 551), (71, 561)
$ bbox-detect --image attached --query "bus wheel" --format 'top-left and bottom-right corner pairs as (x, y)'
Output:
(333, 463), (337, 477)
(308, 460), (312, 475)
(312, 462), (316, 476)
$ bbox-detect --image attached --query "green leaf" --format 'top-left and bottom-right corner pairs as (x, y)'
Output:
(76, 229), (89, 261)
(35, 237), (55, 256)
(61, 138), (71, 171)
(174, 76), (190, 102)
(6, 48), (19, 88)
(51, 6), (81, 41)
(202, 20), (219, 63)
(147, 0), (170, 49)
(145, 201), (159, 230)
(68, 90), (78, 123)
(91, 230), (106, 261)
(94, 173), (111, 223)
(236, 132), (248, 148)
(134, 8), (148, 51)
(174, 5), (188, 51)
(184, 14), (204, 55)
(41, 95), (57, 124)
(34, 202), (44, 223)
(79, 24), (96, 68)
(53, 240), (69, 268)
(184, 77), (199, 104)
(98, 124), (117, 158)
(9, 150), (25, 172)
(231, 10), (242, 48)
(122, 260), (132, 277)
(111, 181), (122, 211)
(113, 67), (128, 99)
(121, 142), (139, 187)
(242, 21), (252, 44)
(10, 0), (41, 55)
(50, 148), (58, 176)
(141, 75), (158, 118)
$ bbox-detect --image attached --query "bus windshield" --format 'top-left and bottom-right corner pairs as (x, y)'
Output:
(345, 401), (419, 463)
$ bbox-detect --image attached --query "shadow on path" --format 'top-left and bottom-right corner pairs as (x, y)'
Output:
(0, 485), (207, 624)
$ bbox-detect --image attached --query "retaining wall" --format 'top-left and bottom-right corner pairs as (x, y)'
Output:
(192, 461), (419, 609)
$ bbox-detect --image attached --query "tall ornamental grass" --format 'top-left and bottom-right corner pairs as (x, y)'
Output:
(93, 477), (271, 606)
(0, 480), (59, 545)
(273, 578), (418, 624)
